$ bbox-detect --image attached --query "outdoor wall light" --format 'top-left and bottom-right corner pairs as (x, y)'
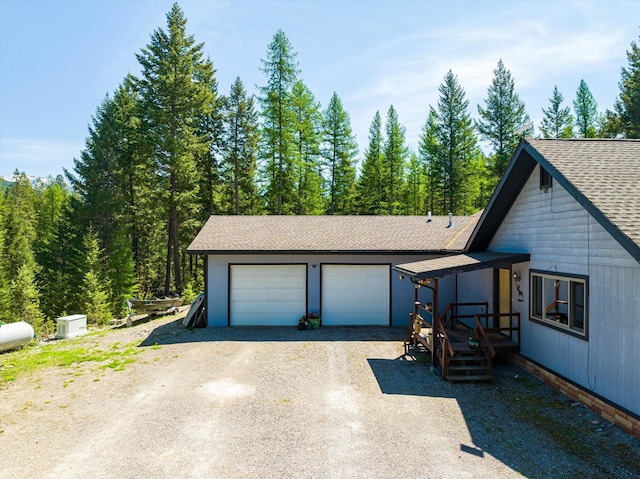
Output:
(398, 274), (404, 280)
(512, 272), (521, 282)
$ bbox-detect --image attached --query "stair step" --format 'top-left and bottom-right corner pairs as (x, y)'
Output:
(447, 374), (495, 383)
(449, 356), (487, 364)
(447, 365), (491, 372)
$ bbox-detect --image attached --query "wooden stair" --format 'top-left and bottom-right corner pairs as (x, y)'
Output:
(445, 350), (494, 383)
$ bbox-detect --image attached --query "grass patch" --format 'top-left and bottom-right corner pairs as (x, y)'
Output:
(0, 341), (142, 383)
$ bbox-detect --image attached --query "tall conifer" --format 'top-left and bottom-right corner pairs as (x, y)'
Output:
(383, 106), (409, 215)
(136, 3), (216, 293)
(357, 111), (385, 214)
(477, 59), (530, 179)
(222, 77), (260, 214)
(259, 29), (300, 214)
(322, 92), (358, 215)
(573, 79), (599, 138)
(540, 86), (574, 138)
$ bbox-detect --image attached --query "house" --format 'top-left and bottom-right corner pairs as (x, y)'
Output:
(186, 214), (480, 328)
(395, 138), (640, 434)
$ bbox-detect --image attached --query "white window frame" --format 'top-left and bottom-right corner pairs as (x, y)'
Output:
(529, 270), (588, 339)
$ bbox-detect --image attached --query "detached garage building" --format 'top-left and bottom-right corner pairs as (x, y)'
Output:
(187, 215), (479, 327)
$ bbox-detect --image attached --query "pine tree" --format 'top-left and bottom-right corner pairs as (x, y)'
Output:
(10, 263), (45, 332)
(419, 109), (442, 215)
(259, 29), (300, 214)
(401, 152), (425, 215)
(540, 86), (574, 138)
(573, 79), (599, 138)
(222, 77), (260, 214)
(136, 3), (216, 293)
(2, 172), (38, 280)
(322, 92), (358, 215)
(0, 193), (12, 324)
(614, 34), (640, 138)
(81, 227), (112, 326)
(383, 105), (409, 215)
(356, 111), (385, 214)
(426, 71), (485, 215)
(477, 59), (530, 179)
(291, 80), (324, 215)
(37, 200), (82, 321)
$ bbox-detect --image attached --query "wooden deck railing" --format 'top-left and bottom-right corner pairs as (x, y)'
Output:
(441, 302), (489, 330)
(474, 316), (496, 361)
(436, 321), (454, 378)
(473, 312), (521, 346)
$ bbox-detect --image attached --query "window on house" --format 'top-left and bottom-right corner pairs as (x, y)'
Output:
(530, 270), (588, 338)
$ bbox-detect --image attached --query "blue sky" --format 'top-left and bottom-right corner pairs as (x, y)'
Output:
(1, 0), (638, 179)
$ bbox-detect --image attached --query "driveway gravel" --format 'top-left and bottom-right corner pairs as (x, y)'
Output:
(1, 314), (638, 479)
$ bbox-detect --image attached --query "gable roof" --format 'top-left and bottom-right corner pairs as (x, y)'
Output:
(187, 214), (481, 254)
(466, 138), (640, 263)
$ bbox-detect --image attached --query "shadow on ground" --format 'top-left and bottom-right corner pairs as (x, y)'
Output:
(137, 317), (406, 347)
(135, 317), (640, 479)
(368, 352), (640, 479)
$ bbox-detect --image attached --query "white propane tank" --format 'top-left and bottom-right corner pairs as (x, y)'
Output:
(0, 321), (35, 353)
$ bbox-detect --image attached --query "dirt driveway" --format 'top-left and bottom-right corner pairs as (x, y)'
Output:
(1, 315), (638, 479)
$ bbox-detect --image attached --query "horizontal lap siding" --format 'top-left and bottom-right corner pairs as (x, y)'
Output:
(490, 164), (640, 415)
(206, 253), (453, 328)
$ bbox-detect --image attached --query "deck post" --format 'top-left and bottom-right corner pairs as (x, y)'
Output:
(432, 277), (439, 368)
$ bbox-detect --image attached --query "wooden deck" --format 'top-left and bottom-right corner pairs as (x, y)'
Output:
(408, 304), (522, 383)
(413, 326), (519, 355)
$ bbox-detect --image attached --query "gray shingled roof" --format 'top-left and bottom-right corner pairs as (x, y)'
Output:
(187, 214), (481, 254)
(395, 252), (530, 279)
(526, 139), (640, 249)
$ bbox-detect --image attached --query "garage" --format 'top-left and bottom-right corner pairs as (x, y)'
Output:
(321, 264), (390, 325)
(230, 264), (306, 326)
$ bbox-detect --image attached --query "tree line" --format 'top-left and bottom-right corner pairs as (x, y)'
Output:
(1, 3), (638, 334)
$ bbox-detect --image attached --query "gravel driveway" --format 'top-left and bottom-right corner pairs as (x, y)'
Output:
(1, 315), (638, 479)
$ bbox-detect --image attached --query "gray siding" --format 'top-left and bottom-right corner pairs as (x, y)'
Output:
(205, 253), (453, 328)
(488, 164), (640, 415)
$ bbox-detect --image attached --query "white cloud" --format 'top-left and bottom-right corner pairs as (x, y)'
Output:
(0, 138), (82, 178)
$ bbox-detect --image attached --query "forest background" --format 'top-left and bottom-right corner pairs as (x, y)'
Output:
(1, 4), (638, 335)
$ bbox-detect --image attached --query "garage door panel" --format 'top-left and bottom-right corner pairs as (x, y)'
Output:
(322, 265), (389, 326)
(231, 265), (306, 326)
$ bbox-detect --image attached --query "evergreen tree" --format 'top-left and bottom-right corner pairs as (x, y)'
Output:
(195, 70), (224, 219)
(425, 71), (485, 215)
(322, 92), (358, 214)
(80, 227), (112, 326)
(573, 79), (599, 138)
(383, 105), (409, 214)
(540, 86), (574, 138)
(356, 111), (385, 214)
(37, 200), (83, 321)
(419, 109), (442, 215)
(2, 172), (38, 280)
(291, 80), (324, 215)
(401, 152), (425, 215)
(106, 227), (137, 317)
(614, 34), (640, 138)
(10, 263), (45, 332)
(477, 59), (530, 179)
(222, 77), (260, 214)
(259, 29), (300, 214)
(136, 3), (216, 293)
(0, 193), (11, 324)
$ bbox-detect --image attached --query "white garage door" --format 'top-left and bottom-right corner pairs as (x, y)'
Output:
(321, 265), (390, 325)
(230, 265), (306, 326)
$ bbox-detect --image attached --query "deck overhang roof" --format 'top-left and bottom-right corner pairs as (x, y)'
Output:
(394, 252), (530, 280)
